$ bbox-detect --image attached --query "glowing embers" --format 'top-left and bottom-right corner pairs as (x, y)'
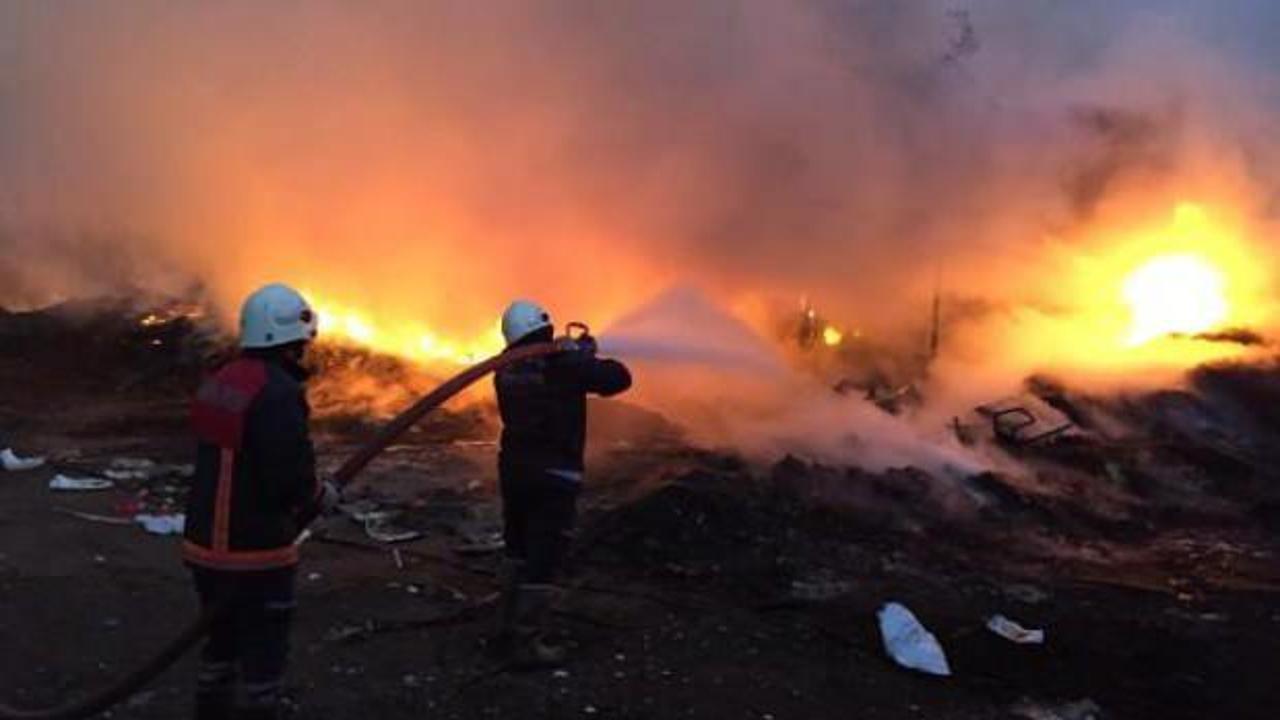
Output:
(1123, 253), (1228, 345)
(305, 293), (502, 366)
(137, 304), (205, 327)
(822, 325), (843, 347)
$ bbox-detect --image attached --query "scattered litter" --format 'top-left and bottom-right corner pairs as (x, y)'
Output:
(103, 458), (158, 481)
(2, 448), (46, 471)
(974, 394), (1075, 446)
(55, 507), (134, 526)
(453, 531), (505, 556)
(135, 513), (185, 535)
(106, 456), (156, 479)
(364, 512), (422, 544)
(1012, 698), (1102, 720)
(337, 499), (382, 522)
(986, 614), (1045, 644)
(877, 602), (951, 676)
(49, 474), (114, 491)
(111, 458), (156, 470)
(104, 458), (193, 482)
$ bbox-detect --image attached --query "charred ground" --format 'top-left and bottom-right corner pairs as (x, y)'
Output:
(0, 299), (1277, 719)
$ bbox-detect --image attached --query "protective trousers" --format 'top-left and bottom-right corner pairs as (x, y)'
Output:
(191, 567), (296, 720)
(499, 465), (580, 584)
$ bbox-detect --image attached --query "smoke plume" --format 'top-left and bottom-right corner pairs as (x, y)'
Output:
(3, 1), (1280, 467)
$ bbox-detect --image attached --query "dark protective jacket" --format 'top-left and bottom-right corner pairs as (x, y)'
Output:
(495, 344), (631, 475)
(182, 353), (320, 571)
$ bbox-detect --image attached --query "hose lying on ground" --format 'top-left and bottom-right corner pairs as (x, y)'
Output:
(0, 341), (561, 720)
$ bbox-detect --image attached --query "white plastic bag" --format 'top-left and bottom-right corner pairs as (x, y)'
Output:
(136, 513), (185, 535)
(877, 602), (952, 676)
(2, 448), (46, 472)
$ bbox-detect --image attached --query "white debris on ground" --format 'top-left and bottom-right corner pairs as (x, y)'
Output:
(1, 447), (46, 471)
(877, 602), (952, 677)
(104, 457), (193, 481)
(49, 474), (114, 491)
(453, 531), (505, 556)
(336, 501), (423, 543)
(103, 457), (157, 480)
(987, 614), (1046, 644)
(363, 512), (422, 544)
(336, 499), (382, 522)
(135, 513), (185, 535)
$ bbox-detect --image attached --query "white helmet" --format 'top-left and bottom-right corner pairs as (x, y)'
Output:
(239, 283), (318, 349)
(501, 300), (552, 346)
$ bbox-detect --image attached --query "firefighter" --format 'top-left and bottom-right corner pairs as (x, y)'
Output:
(493, 300), (632, 667)
(182, 283), (338, 720)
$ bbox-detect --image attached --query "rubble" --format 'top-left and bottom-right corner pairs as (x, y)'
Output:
(1, 296), (1278, 717)
(972, 394), (1076, 447)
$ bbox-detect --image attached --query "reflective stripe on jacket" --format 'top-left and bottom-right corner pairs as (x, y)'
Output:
(182, 355), (320, 571)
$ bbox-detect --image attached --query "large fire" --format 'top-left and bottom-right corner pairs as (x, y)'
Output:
(1103, 203), (1267, 357)
(304, 293), (504, 367)
(924, 202), (1273, 384)
(1123, 253), (1228, 346)
(230, 203), (1267, 383)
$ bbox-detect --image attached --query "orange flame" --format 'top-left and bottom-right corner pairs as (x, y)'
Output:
(305, 292), (503, 366)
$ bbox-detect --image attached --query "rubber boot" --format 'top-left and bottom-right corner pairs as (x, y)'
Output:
(508, 583), (567, 670)
(194, 659), (235, 720)
(489, 557), (524, 657)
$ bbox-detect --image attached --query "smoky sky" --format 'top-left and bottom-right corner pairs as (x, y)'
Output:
(1, 0), (1278, 335)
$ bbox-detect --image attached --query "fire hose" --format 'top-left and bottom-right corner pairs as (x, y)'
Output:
(0, 339), (567, 719)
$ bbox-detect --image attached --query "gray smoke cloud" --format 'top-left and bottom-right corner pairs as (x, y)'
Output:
(0, 0), (1277, 341)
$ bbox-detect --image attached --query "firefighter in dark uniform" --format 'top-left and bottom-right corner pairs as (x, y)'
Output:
(493, 300), (632, 667)
(183, 283), (338, 720)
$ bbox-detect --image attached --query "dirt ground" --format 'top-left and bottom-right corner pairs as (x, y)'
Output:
(1, 302), (1278, 719)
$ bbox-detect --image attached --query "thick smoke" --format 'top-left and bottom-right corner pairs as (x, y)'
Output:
(2, 1), (1279, 467)
(2, 2), (1274, 320)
